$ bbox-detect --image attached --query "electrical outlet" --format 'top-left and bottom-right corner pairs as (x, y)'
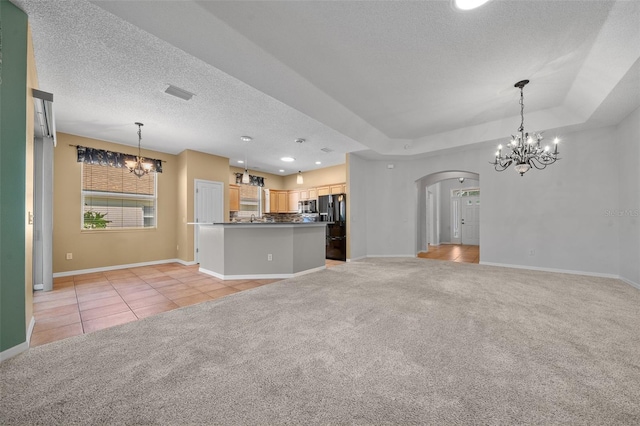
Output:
(66, 253), (73, 260)
(528, 249), (535, 256)
(267, 253), (273, 261)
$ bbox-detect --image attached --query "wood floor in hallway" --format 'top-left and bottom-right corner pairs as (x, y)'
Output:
(417, 244), (479, 263)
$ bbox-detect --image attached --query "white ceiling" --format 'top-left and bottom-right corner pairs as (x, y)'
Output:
(12, 0), (640, 175)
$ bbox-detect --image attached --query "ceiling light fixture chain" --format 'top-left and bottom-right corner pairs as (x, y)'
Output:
(491, 79), (560, 176)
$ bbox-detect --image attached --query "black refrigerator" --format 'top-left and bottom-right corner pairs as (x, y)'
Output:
(318, 194), (346, 261)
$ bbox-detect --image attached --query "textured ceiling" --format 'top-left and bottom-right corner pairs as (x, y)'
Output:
(12, 0), (640, 175)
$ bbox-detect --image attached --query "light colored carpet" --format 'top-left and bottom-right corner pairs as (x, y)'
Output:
(2, 258), (640, 424)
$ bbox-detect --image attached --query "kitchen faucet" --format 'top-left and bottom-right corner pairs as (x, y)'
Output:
(250, 214), (256, 223)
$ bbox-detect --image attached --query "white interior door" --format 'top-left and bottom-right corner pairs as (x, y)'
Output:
(461, 196), (480, 246)
(194, 180), (223, 263)
(451, 196), (461, 244)
(33, 137), (54, 291)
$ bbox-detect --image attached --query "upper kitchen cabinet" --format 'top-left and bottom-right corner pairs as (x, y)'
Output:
(288, 191), (300, 213)
(317, 186), (330, 197)
(315, 183), (345, 197)
(330, 184), (345, 195)
(277, 191), (288, 213)
(268, 190), (286, 213)
(229, 185), (240, 211)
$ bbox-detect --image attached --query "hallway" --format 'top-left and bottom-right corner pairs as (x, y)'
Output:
(418, 244), (479, 263)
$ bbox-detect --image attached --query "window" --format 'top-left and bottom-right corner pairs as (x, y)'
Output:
(237, 185), (262, 219)
(452, 189), (480, 197)
(82, 163), (157, 229)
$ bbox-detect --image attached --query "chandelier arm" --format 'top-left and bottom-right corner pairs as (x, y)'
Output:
(529, 160), (548, 170)
(493, 159), (512, 172)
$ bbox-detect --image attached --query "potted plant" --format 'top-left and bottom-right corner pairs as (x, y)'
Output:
(83, 210), (110, 229)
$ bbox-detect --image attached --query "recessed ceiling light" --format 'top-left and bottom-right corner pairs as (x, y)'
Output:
(315, 161), (321, 165)
(451, 0), (491, 11)
(240, 136), (252, 142)
(279, 169), (285, 173)
(281, 157), (295, 162)
(237, 160), (244, 164)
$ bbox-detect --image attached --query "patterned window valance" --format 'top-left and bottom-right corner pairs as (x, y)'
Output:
(234, 173), (265, 187)
(75, 145), (163, 173)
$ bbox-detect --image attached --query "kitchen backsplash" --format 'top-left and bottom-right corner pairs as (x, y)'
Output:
(229, 212), (304, 223)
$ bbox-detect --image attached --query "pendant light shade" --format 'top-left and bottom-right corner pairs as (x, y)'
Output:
(296, 171), (303, 185)
(241, 136), (252, 184)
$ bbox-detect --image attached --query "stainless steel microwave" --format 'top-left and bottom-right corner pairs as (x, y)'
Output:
(298, 200), (317, 214)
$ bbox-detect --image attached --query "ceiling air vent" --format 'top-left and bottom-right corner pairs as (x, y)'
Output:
(320, 147), (333, 153)
(164, 84), (195, 101)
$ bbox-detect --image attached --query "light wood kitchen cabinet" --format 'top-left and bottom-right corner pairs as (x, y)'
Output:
(267, 190), (291, 213)
(229, 185), (240, 211)
(277, 191), (288, 213)
(299, 189), (310, 200)
(330, 184), (345, 195)
(288, 191), (300, 213)
(317, 186), (330, 196)
(268, 190), (278, 213)
(309, 188), (317, 199)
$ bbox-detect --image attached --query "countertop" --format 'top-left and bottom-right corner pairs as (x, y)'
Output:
(194, 222), (328, 226)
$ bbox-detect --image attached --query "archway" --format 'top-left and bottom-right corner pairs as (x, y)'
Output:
(415, 171), (480, 261)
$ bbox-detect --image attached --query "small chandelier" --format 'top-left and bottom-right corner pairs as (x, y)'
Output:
(125, 122), (153, 178)
(491, 80), (560, 176)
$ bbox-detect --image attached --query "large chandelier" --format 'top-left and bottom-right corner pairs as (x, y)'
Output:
(491, 80), (560, 176)
(125, 122), (153, 178)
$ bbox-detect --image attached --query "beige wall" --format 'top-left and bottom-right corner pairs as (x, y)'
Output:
(53, 133), (178, 272)
(229, 166), (286, 189)
(176, 150), (230, 262)
(25, 25), (37, 326)
(52, 138), (345, 271)
(282, 163), (346, 190)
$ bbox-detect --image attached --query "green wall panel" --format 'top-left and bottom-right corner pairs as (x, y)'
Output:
(0, 0), (28, 352)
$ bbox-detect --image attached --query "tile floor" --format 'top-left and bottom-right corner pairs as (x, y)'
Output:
(417, 244), (479, 263)
(32, 260), (345, 347)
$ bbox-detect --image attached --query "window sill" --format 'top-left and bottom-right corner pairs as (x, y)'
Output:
(81, 227), (157, 234)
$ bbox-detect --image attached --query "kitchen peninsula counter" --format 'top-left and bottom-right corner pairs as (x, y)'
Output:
(198, 222), (327, 280)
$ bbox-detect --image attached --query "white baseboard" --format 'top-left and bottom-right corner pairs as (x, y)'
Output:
(619, 276), (640, 290)
(199, 265), (325, 281)
(27, 316), (35, 345)
(0, 341), (29, 362)
(0, 316), (34, 362)
(480, 261), (621, 279)
(347, 256), (366, 262)
(53, 258), (192, 278)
